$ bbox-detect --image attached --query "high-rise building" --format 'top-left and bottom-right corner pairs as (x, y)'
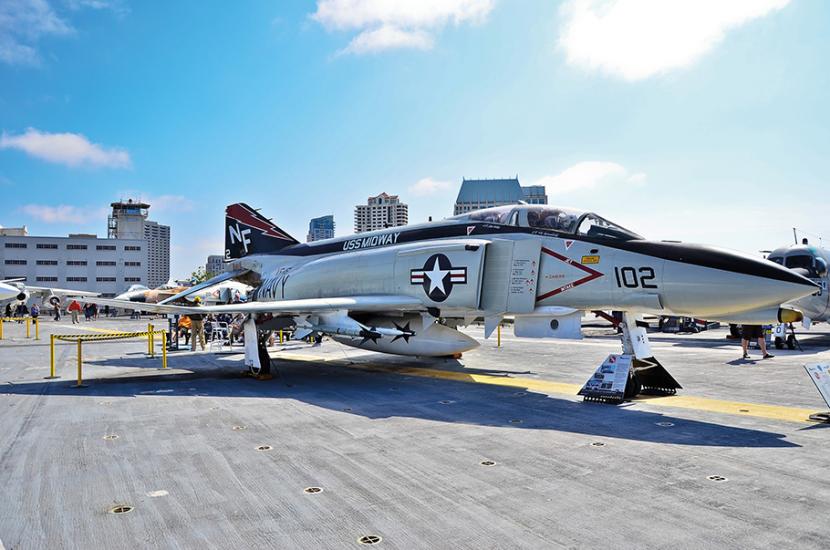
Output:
(144, 221), (170, 288)
(354, 193), (408, 233)
(108, 200), (171, 288)
(307, 215), (335, 242)
(453, 177), (548, 215)
(206, 254), (225, 277)
(521, 185), (548, 205)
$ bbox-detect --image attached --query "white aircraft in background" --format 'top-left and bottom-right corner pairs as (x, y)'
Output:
(0, 278), (98, 307)
(766, 238), (830, 349)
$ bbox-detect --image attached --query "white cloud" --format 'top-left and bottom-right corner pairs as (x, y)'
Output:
(312, 0), (494, 55)
(0, 128), (131, 168)
(408, 177), (454, 197)
(558, 0), (791, 80)
(20, 204), (107, 224)
(533, 161), (645, 196)
(339, 25), (432, 55)
(0, 0), (73, 65)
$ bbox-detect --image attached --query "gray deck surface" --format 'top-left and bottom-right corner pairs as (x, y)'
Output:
(1, 317), (830, 549)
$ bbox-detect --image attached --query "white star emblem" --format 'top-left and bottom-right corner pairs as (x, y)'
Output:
(424, 256), (449, 295)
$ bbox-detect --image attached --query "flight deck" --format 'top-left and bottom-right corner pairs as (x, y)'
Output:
(1, 318), (830, 549)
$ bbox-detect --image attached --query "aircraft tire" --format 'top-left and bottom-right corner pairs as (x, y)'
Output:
(257, 333), (272, 376)
(774, 337), (785, 350)
(624, 373), (642, 399)
(786, 335), (796, 350)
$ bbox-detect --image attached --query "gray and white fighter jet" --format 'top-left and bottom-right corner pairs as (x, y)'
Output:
(86, 203), (818, 395)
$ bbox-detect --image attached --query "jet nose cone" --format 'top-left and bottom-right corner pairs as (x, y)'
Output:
(657, 243), (818, 317)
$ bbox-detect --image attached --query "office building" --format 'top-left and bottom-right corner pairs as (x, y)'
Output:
(144, 220), (170, 288)
(453, 177), (548, 215)
(206, 254), (225, 277)
(0, 228), (148, 298)
(521, 185), (548, 205)
(354, 193), (408, 233)
(307, 215), (335, 242)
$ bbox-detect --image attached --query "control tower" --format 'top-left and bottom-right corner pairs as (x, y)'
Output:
(108, 199), (149, 240)
(108, 199), (171, 288)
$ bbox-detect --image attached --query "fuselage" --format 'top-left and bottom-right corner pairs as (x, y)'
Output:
(228, 205), (817, 324)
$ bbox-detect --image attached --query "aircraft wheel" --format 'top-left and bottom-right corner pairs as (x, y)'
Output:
(774, 337), (785, 350)
(624, 373), (642, 399)
(786, 335), (796, 350)
(257, 334), (272, 376)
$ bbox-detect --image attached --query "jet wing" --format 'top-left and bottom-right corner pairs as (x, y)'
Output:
(27, 286), (100, 297)
(71, 295), (424, 316)
(157, 269), (250, 305)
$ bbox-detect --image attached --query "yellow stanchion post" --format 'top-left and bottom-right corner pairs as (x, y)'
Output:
(147, 323), (154, 357)
(0, 318), (3, 340)
(72, 339), (87, 388)
(497, 324), (501, 348)
(26, 317), (30, 338)
(45, 334), (60, 379)
(161, 331), (168, 369)
(279, 329), (283, 344)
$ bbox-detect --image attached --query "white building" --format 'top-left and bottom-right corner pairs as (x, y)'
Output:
(354, 193), (408, 233)
(206, 254), (225, 277)
(0, 229), (147, 298)
(108, 200), (170, 288)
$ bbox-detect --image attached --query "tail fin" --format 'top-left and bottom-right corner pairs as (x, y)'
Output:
(225, 203), (299, 259)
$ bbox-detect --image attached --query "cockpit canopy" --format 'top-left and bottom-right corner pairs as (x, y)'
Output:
(451, 205), (643, 241)
(768, 246), (828, 278)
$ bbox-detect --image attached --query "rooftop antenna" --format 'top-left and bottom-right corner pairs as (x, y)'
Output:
(793, 227), (798, 245)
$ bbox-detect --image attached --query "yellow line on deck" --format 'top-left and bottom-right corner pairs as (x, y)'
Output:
(274, 352), (816, 423)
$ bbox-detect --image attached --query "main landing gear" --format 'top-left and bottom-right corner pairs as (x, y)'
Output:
(243, 316), (275, 380)
(621, 313), (682, 398)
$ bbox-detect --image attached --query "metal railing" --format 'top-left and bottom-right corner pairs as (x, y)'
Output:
(0, 317), (39, 340)
(47, 327), (168, 387)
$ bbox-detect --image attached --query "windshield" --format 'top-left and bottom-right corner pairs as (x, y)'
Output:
(465, 206), (516, 224)
(526, 208), (581, 233)
(575, 213), (642, 241)
(785, 255), (814, 270)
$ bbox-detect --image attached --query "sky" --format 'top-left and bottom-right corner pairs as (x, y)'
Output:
(1, 0), (829, 279)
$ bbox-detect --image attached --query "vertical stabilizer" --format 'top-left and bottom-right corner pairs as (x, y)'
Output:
(225, 203), (298, 259)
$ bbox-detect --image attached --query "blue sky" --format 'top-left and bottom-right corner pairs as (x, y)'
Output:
(1, 0), (828, 278)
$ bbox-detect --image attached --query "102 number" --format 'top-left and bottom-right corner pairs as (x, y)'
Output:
(614, 266), (658, 289)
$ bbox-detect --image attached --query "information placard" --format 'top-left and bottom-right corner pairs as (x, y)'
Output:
(804, 363), (830, 408)
(579, 354), (631, 403)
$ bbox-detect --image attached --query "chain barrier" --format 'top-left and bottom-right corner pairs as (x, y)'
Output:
(47, 328), (168, 386)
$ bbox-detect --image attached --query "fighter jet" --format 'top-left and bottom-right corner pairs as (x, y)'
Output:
(87, 203), (817, 395)
(0, 278), (98, 307)
(765, 238), (829, 347)
(116, 280), (251, 304)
